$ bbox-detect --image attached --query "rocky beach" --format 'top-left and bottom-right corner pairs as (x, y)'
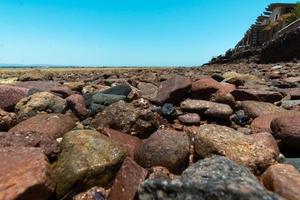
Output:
(0, 62), (300, 200)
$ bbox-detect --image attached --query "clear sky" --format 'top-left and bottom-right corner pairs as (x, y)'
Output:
(0, 0), (296, 66)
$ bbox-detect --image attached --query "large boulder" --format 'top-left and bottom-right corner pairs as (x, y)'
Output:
(241, 101), (286, 118)
(0, 85), (29, 110)
(194, 124), (279, 174)
(153, 75), (191, 105)
(0, 108), (16, 131)
(231, 89), (283, 103)
(261, 163), (300, 200)
(271, 113), (300, 154)
(1, 114), (76, 158)
(15, 92), (67, 121)
(92, 101), (158, 138)
(134, 130), (190, 174)
(53, 129), (127, 198)
(138, 156), (282, 200)
(180, 99), (233, 119)
(0, 147), (55, 200)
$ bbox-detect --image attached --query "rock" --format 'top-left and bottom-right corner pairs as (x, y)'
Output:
(287, 88), (300, 100)
(0, 85), (29, 110)
(87, 93), (126, 116)
(231, 110), (249, 126)
(160, 103), (177, 120)
(211, 73), (224, 82)
(108, 158), (148, 200)
(18, 69), (53, 81)
(280, 100), (300, 110)
(148, 166), (177, 180)
(191, 77), (224, 100)
(271, 113), (300, 153)
(220, 82), (236, 93)
(0, 147), (55, 200)
(50, 86), (74, 98)
(53, 129), (127, 198)
(101, 84), (132, 96)
(282, 158), (300, 171)
(180, 99), (233, 119)
(66, 94), (89, 119)
(250, 112), (289, 133)
(73, 187), (108, 200)
(231, 89), (283, 103)
(178, 113), (200, 125)
(2, 114), (76, 158)
(154, 75), (191, 105)
(241, 101), (286, 118)
(223, 71), (264, 86)
(63, 81), (85, 92)
(261, 163), (300, 200)
(137, 82), (158, 100)
(97, 128), (143, 158)
(134, 129), (190, 174)
(138, 156), (282, 200)
(92, 101), (158, 138)
(211, 92), (236, 107)
(15, 92), (67, 121)
(195, 124), (279, 174)
(16, 81), (61, 91)
(0, 108), (16, 131)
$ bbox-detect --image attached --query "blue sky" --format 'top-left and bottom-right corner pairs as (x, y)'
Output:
(0, 0), (296, 66)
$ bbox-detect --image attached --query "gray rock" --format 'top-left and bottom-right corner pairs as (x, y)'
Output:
(89, 93), (126, 115)
(138, 156), (282, 200)
(178, 113), (200, 125)
(137, 82), (158, 100)
(102, 84), (132, 96)
(282, 158), (300, 171)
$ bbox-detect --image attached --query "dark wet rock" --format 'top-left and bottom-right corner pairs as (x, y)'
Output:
(108, 158), (148, 200)
(231, 89), (283, 103)
(0, 85), (29, 110)
(66, 94), (89, 120)
(231, 110), (249, 126)
(211, 73), (224, 82)
(97, 127), (143, 158)
(0, 108), (16, 131)
(1, 114), (76, 158)
(178, 113), (200, 125)
(53, 129), (126, 198)
(134, 129), (190, 174)
(271, 113), (300, 154)
(241, 101), (286, 118)
(261, 163), (300, 200)
(101, 84), (132, 96)
(15, 92), (67, 121)
(0, 147), (55, 200)
(180, 99), (233, 119)
(160, 103), (177, 120)
(86, 93), (126, 116)
(92, 101), (158, 138)
(137, 82), (158, 100)
(138, 156), (282, 200)
(18, 69), (53, 81)
(195, 124), (279, 174)
(153, 75), (191, 105)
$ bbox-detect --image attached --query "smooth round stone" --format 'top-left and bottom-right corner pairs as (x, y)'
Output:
(178, 113), (200, 125)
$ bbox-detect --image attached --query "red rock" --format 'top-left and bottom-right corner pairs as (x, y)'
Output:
(0, 147), (55, 200)
(0, 85), (29, 110)
(153, 75), (191, 105)
(97, 128), (143, 158)
(191, 77), (224, 100)
(241, 101), (286, 118)
(261, 163), (300, 200)
(15, 81), (61, 91)
(108, 158), (148, 200)
(250, 112), (289, 133)
(50, 86), (74, 98)
(231, 89), (283, 103)
(66, 94), (89, 119)
(287, 88), (300, 100)
(220, 82), (236, 93)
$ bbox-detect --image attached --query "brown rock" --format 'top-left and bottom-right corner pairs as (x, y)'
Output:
(98, 128), (143, 158)
(50, 86), (74, 98)
(178, 113), (200, 125)
(137, 82), (158, 100)
(241, 101), (286, 118)
(211, 91), (236, 108)
(66, 94), (89, 119)
(1, 114), (76, 157)
(0, 147), (55, 200)
(148, 166), (177, 180)
(191, 77), (224, 100)
(287, 88), (300, 100)
(220, 82), (236, 93)
(108, 158), (148, 200)
(153, 75), (191, 105)
(0, 108), (16, 131)
(271, 113), (300, 153)
(231, 89), (283, 103)
(17, 69), (53, 81)
(250, 112), (289, 133)
(0, 85), (29, 110)
(195, 124), (279, 174)
(134, 129), (190, 174)
(16, 81), (61, 91)
(73, 187), (109, 200)
(261, 163), (300, 200)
